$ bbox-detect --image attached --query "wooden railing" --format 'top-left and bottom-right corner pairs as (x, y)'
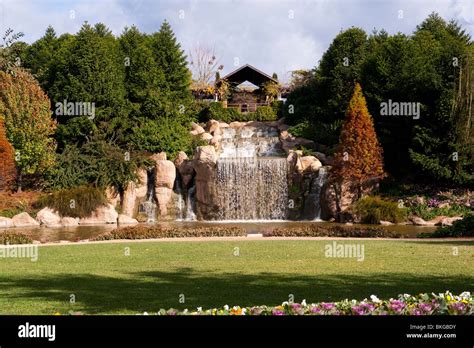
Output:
(226, 102), (269, 113)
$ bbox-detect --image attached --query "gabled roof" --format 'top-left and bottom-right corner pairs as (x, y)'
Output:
(221, 64), (278, 86)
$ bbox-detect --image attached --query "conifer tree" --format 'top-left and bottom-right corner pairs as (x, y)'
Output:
(331, 83), (385, 197)
(151, 20), (192, 102)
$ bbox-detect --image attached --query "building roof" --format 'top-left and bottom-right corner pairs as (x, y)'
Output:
(221, 64), (278, 87)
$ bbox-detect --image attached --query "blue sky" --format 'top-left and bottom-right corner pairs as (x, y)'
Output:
(1, 0), (472, 81)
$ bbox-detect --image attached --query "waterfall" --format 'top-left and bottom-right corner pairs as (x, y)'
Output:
(303, 166), (329, 221)
(185, 185), (197, 220)
(139, 170), (157, 223)
(175, 174), (196, 221)
(215, 157), (288, 220)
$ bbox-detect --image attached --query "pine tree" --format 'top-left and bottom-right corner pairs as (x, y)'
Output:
(151, 20), (192, 101)
(331, 83), (385, 197)
(0, 117), (16, 190)
(22, 25), (57, 88)
(119, 26), (164, 108)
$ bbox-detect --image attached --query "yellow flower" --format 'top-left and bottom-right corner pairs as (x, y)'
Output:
(230, 308), (242, 315)
(53, 312), (61, 316)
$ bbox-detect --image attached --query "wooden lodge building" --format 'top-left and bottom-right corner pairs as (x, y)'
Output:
(194, 64), (283, 113)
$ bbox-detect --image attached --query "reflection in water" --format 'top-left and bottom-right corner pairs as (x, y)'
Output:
(4, 222), (438, 243)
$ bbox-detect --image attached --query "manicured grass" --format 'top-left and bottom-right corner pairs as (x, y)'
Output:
(0, 240), (472, 314)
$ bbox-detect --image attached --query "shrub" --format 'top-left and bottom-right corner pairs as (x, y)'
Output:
(254, 106), (277, 121)
(352, 196), (406, 224)
(36, 186), (108, 218)
(93, 225), (247, 240)
(407, 204), (471, 221)
(418, 215), (474, 238)
(0, 231), (33, 245)
(265, 224), (400, 238)
(200, 102), (277, 123)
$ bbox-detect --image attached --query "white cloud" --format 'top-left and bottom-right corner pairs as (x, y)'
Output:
(1, 0), (472, 82)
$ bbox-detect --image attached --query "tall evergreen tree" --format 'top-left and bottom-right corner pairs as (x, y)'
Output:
(331, 83), (385, 197)
(150, 20), (192, 102)
(119, 26), (164, 111)
(22, 25), (57, 89)
(49, 23), (128, 147)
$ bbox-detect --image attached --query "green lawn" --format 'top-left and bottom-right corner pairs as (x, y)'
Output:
(0, 240), (472, 314)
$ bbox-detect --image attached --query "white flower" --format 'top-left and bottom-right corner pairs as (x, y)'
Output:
(143, 312), (149, 315)
(224, 305), (229, 311)
(282, 301), (289, 306)
(183, 309), (188, 313)
(197, 307), (202, 312)
(370, 295), (381, 303)
(460, 292), (471, 299)
(301, 299), (307, 306)
(242, 308), (247, 314)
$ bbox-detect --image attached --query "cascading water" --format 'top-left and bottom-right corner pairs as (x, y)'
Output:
(208, 125), (289, 220)
(215, 157), (288, 220)
(139, 170), (157, 223)
(175, 173), (197, 221)
(311, 166), (329, 220)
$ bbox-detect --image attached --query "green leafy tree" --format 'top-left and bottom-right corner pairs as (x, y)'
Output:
(0, 117), (16, 190)
(0, 68), (56, 190)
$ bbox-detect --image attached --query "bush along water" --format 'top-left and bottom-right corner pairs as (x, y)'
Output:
(35, 186), (108, 218)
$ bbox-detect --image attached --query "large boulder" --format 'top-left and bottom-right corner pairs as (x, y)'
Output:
(206, 120), (221, 135)
(121, 168), (148, 217)
(409, 216), (433, 226)
(36, 207), (62, 227)
(436, 216), (463, 226)
(0, 217), (13, 228)
(155, 160), (176, 189)
(106, 187), (120, 208)
(192, 146), (219, 219)
(12, 212), (40, 227)
(60, 217), (79, 227)
(320, 178), (378, 222)
(191, 122), (205, 134)
(152, 153), (176, 217)
(79, 204), (118, 224)
(174, 151), (194, 188)
(296, 156), (322, 174)
(200, 132), (213, 141)
(118, 214), (139, 224)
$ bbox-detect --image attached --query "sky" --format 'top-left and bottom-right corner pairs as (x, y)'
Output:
(0, 0), (472, 82)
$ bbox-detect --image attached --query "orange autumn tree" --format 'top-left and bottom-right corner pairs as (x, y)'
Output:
(331, 83), (385, 199)
(0, 116), (16, 190)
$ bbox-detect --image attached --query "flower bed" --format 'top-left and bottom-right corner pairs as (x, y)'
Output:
(151, 292), (473, 315)
(265, 225), (401, 238)
(92, 225), (247, 240)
